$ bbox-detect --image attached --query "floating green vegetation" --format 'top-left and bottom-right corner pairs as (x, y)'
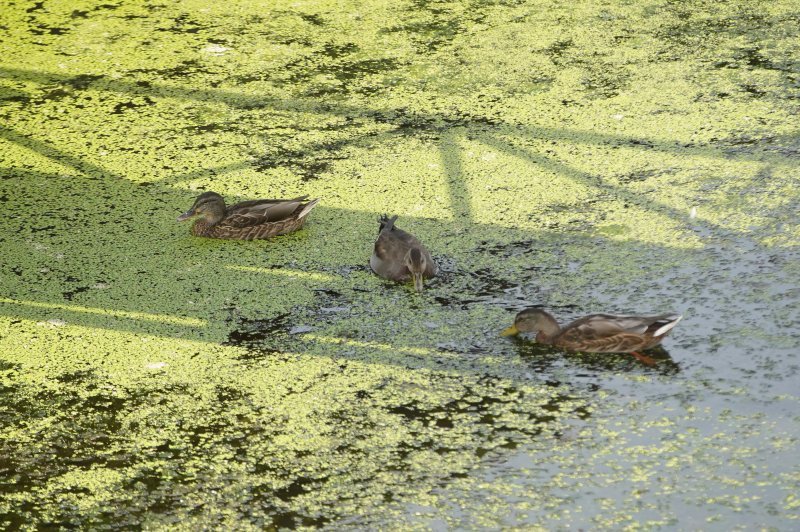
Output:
(1, 0), (799, 528)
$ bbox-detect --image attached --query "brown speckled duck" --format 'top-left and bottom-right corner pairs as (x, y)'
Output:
(177, 191), (320, 240)
(502, 308), (682, 364)
(370, 215), (437, 292)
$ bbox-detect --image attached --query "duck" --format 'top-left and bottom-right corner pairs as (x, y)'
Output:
(177, 191), (320, 240)
(501, 308), (682, 364)
(370, 215), (438, 292)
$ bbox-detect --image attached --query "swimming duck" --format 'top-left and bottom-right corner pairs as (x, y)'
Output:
(177, 191), (320, 240)
(370, 215), (437, 292)
(501, 308), (681, 363)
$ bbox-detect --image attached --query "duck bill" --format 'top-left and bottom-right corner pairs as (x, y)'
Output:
(500, 324), (519, 336)
(412, 272), (424, 292)
(176, 209), (195, 222)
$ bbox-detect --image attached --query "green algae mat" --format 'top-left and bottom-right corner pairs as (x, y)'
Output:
(1, 0), (799, 528)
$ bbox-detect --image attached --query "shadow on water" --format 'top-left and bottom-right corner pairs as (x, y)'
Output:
(380, 0), (487, 54)
(223, 313), (292, 350)
(0, 62), (792, 366)
(0, 133), (706, 363)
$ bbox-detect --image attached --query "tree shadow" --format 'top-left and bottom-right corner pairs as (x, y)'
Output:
(1, 60), (795, 379)
(0, 156), (696, 384)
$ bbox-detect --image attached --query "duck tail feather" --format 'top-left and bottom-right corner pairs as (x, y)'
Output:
(652, 314), (682, 337)
(297, 198), (320, 219)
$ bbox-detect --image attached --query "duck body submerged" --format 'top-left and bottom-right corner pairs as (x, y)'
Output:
(178, 191), (319, 240)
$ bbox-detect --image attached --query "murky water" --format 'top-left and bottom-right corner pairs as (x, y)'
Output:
(1, 0), (799, 529)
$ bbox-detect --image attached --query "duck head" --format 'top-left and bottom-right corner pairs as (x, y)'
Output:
(404, 247), (427, 292)
(177, 192), (226, 225)
(501, 308), (561, 339)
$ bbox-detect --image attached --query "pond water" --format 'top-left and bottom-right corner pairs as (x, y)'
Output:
(1, 0), (798, 529)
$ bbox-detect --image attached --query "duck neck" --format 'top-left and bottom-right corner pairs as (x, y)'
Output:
(405, 247), (425, 273)
(204, 202), (226, 225)
(191, 203), (226, 235)
(535, 313), (561, 343)
(536, 331), (556, 344)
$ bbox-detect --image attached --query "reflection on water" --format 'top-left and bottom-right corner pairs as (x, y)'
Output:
(510, 337), (681, 376)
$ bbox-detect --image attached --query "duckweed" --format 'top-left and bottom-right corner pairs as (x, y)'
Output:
(1, 0), (798, 528)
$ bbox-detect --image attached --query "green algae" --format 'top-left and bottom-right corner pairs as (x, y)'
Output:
(1, 0), (799, 528)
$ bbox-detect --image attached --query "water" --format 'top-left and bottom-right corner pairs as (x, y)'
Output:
(1, 0), (799, 528)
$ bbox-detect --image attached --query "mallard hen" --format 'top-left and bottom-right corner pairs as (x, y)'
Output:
(370, 215), (437, 292)
(502, 308), (681, 363)
(177, 191), (319, 240)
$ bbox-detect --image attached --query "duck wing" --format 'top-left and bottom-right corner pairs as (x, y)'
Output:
(370, 230), (409, 280)
(222, 197), (307, 228)
(372, 217), (417, 259)
(370, 217), (415, 279)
